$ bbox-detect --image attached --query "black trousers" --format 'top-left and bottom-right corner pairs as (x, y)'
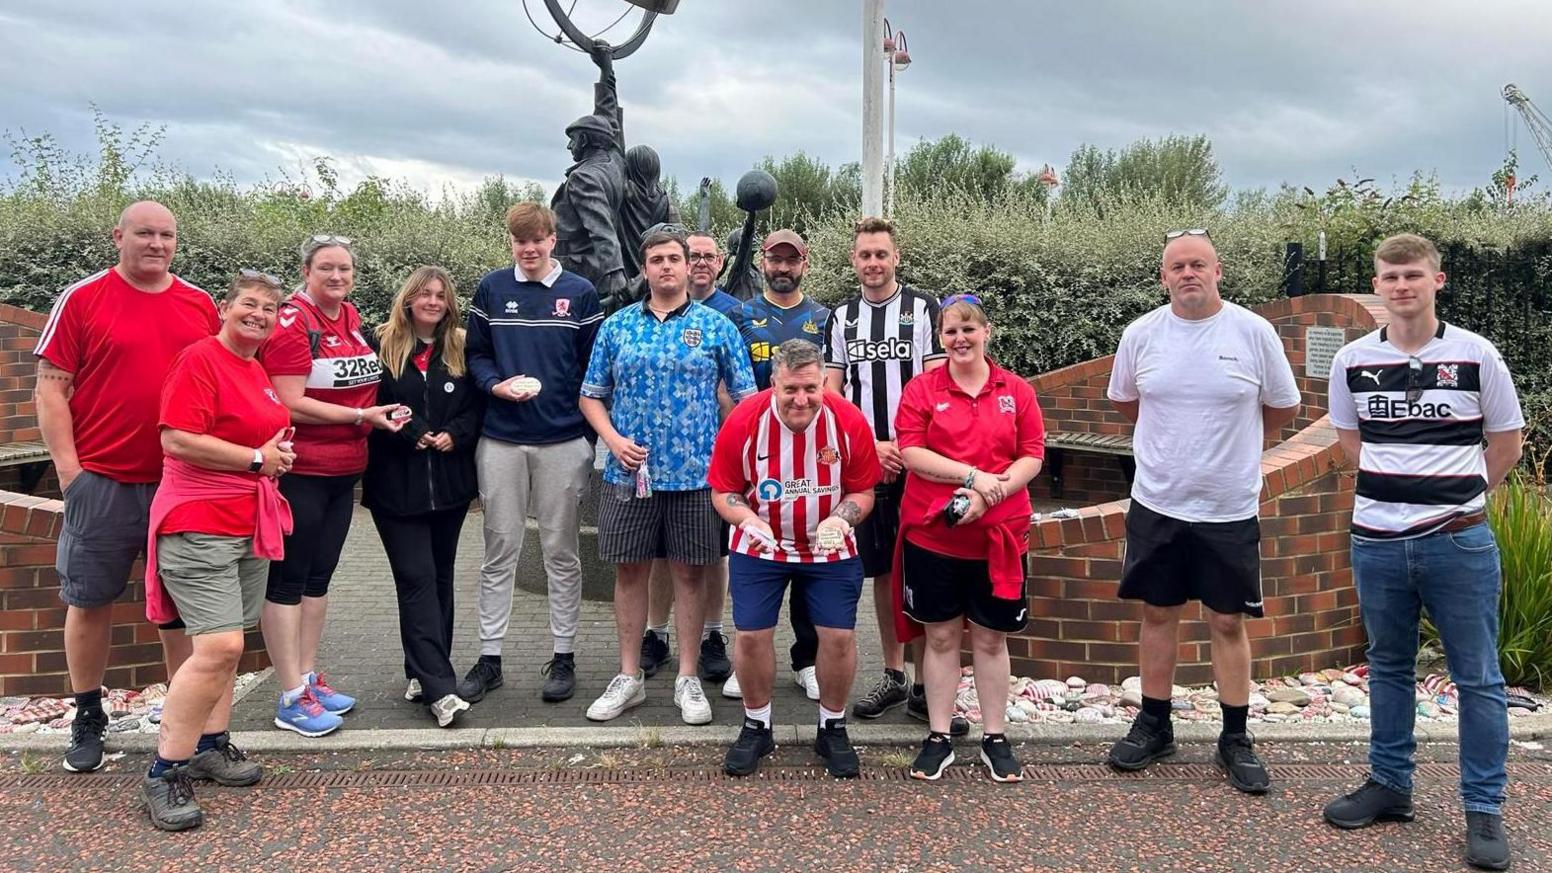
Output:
(789, 584), (818, 672)
(371, 505), (470, 702)
(267, 473), (359, 604)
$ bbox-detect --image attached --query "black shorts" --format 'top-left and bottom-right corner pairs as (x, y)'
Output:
(1117, 501), (1264, 617)
(854, 479), (904, 578)
(900, 537), (1028, 633)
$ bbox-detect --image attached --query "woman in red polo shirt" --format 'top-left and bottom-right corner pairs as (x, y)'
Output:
(259, 235), (406, 737)
(894, 295), (1045, 783)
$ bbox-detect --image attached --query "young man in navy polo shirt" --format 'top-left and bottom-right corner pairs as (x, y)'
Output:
(463, 202), (604, 705)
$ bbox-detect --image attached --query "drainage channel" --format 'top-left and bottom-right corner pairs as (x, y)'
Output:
(6, 762), (1552, 791)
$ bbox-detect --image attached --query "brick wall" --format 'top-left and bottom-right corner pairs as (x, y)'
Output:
(1012, 294), (1387, 684)
(1028, 450), (1132, 507)
(0, 304), (44, 446)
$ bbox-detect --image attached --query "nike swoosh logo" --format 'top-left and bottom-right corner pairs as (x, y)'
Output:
(756, 452), (770, 461)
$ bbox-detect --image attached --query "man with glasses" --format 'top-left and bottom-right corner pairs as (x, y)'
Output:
(722, 229), (832, 701)
(1323, 233), (1522, 871)
(1104, 228), (1300, 794)
(35, 201), (220, 773)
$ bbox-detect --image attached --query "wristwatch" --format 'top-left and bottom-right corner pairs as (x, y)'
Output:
(248, 449), (264, 473)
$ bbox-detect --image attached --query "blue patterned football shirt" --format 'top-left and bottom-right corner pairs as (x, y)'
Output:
(727, 293), (831, 389)
(581, 298), (757, 490)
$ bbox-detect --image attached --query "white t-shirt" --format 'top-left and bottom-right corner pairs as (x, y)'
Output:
(1107, 301), (1300, 522)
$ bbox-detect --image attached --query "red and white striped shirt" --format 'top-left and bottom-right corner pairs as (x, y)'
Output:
(709, 390), (880, 563)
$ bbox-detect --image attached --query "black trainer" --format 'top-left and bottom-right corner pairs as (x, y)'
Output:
(639, 631), (670, 679)
(814, 718), (861, 779)
(456, 658), (503, 704)
(1322, 779), (1415, 829)
(141, 766), (202, 832)
(906, 689), (970, 737)
(541, 654), (576, 703)
(723, 717), (776, 777)
(1107, 710), (1175, 771)
(1464, 811), (1511, 871)
(1216, 732), (1271, 794)
(909, 733), (955, 781)
(63, 709), (109, 773)
(851, 671), (908, 719)
(698, 632), (732, 682)
(980, 734), (1023, 783)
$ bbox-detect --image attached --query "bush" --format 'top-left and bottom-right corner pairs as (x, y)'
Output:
(1486, 475), (1552, 689)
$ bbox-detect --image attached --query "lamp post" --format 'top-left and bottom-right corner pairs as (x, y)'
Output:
(862, 0), (886, 216)
(884, 20), (911, 218)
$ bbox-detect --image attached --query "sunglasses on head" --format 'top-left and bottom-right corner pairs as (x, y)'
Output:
(238, 268), (283, 287)
(1406, 355), (1425, 404)
(1164, 228), (1211, 243)
(943, 293), (982, 307)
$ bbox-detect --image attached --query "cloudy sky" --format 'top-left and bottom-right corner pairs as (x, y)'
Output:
(3, 1), (1551, 200)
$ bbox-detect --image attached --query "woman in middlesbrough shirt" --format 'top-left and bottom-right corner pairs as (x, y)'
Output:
(363, 267), (484, 728)
(893, 296), (1045, 783)
(139, 271), (295, 831)
(259, 235), (407, 737)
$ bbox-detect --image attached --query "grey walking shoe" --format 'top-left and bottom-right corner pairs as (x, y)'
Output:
(186, 735), (262, 787)
(141, 766), (202, 832)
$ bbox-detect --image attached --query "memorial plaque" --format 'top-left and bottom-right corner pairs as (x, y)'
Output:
(1305, 326), (1346, 379)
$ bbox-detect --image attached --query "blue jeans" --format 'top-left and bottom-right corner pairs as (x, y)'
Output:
(1351, 522), (1508, 814)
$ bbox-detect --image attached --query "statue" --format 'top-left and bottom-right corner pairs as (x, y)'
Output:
(618, 143), (680, 283)
(718, 169), (777, 302)
(552, 42), (630, 313)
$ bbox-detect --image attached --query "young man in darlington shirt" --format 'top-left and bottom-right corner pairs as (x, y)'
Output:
(462, 202), (604, 705)
(639, 230), (743, 689)
(36, 201), (219, 774)
(1105, 229), (1300, 795)
(579, 228), (757, 725)
(1323, 234), (1523, 872)
(709, 339), (879, 778)
(722, 228), (831, 701)
(822, 216), (961, 734)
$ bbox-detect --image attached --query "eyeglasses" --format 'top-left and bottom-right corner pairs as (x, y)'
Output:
(1406, 356), (1425, 404)
(238, 269), (283, 287)
(943, 293), (982, 307)
(1164, 228), (1211, 242)
(687, 252), (721, 263)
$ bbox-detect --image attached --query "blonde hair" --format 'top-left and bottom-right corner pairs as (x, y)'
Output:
(938, 297), (990, 331)
(1373, 233), (1441, 272)
(376, 266), (466, 379)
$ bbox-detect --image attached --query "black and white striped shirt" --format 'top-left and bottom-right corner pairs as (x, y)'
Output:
(1328, 322), (1524, 539)
(822, 284), (945, 441)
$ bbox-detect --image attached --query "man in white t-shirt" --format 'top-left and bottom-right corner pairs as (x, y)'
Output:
(1104, 229), (1300, 794)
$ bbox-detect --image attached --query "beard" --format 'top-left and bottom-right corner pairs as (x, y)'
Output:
(765, 274), (801, 294)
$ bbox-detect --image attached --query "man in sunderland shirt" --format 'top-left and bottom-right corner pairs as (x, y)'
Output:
(823, 217), (959, 733)
(1323, 233), (1523, 872)
(34, 201), (220, 773)
(709, 339), (880, 778)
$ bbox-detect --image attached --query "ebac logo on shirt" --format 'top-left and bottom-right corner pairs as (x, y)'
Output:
(757, 478), (784, 501)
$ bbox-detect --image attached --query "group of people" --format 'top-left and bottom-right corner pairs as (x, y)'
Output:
(34, 200), (1523, 869)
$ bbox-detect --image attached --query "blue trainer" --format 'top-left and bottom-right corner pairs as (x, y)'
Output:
(306, 671), (356, 715)
(274, 689), (343, 737)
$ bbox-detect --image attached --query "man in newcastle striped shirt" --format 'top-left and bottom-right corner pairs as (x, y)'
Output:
(823, 217), (951, 728)
(710, 340), (880, 777)
(1323, 233), (1523, 871)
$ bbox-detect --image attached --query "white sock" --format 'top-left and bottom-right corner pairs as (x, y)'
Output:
(648, 623), (669, 642)
(702, 620), (723, 640)
(819, 704), (846, 727)
(745, 703), (772, 727)
(282, 684), (306, 705)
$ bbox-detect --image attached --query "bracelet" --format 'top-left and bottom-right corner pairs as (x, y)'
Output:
(963, 467), (979, 489)
(353, 407), (365, 426)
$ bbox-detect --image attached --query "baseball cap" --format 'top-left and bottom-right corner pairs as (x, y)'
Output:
(762, 228), (807, 257)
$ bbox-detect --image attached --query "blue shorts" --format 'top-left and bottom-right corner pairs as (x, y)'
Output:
(729, 553), (864, 631)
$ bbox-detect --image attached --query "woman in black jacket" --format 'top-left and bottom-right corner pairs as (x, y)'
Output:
(364, 266), (484, 727)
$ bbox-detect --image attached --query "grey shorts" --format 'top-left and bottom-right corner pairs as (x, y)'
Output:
(56, 470), (156, 608)
(156, 533), (268, 635)
(597, 486), (720, 565)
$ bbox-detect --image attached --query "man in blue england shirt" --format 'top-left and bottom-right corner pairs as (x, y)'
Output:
(580, 227), (757, 725)
(462, 203), (604, 707)
(723, 228), (831, 701)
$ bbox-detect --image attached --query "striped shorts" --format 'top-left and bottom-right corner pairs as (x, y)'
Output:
(597, 486), (721, 565)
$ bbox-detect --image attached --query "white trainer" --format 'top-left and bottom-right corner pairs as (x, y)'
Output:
(794, 666), (820, 701)
(430, 693), (469, 728)
(404, 678), (423, 703)
(674, 675), (713, 725)
(722, 672), (743, 699)
(586, 672), (646, 722)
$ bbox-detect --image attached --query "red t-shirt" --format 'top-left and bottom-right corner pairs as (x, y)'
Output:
(895, 362), (1046, 558)
(258, 292), (381, 476)
(33, 269), (219, 483)
(158, 336), (293, 535)
(708, 390), (880, 562)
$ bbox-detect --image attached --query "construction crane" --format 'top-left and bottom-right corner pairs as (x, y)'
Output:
(1502, 84), (1552, 203)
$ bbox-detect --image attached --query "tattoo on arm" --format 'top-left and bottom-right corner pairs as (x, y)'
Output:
(833, 499), (863, 525)
(724, 494), (750, 509)
(37, 359), (73, 384)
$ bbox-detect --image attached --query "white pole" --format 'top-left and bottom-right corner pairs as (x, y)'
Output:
(862, 0), (885, 217)
(886, 55), (896, 218)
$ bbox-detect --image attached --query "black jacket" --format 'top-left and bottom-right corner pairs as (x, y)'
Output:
(362, 337), (484, 516)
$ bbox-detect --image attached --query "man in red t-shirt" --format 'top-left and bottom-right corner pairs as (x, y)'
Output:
(708, 339), (880, 778)
(34, 201), (219, 774)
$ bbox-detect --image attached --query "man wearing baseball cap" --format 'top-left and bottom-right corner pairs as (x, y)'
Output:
(723, 229), (832, 701)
